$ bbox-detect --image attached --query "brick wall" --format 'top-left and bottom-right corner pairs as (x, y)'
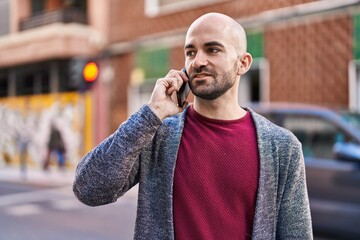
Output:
(266, 16), (353, 108)
(106, 0), (354, 130)
(108, 0), (315, 43)
(109, 53), (133, 131)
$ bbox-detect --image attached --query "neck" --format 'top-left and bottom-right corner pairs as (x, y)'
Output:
(193, 98), (246, 120)
(192, 79), (247, 120)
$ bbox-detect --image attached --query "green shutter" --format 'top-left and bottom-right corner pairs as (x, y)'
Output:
(354, 14), (360, 60)
(246, 32), (264, 59)
(135, 48), (169, 82)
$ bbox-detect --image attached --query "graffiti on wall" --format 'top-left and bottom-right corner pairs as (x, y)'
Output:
(0, 93), (85, 169)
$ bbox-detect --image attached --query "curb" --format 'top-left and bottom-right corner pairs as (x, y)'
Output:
(0, 166), (75, 187)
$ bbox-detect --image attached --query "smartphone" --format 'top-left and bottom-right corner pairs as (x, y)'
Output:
(177, 67), (190, 107)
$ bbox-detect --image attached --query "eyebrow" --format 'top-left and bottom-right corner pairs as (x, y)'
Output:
(204, 41), (225, 48)
(184, 41), (225, 50)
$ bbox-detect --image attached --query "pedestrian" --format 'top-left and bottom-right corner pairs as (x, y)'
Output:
(73, 12), (312, 239)
(43, 124), (66, 171)
(17, 131), (30, 179)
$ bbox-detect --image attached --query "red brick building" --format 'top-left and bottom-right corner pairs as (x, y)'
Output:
(1, 0), (360, 148)
(106, 0), (360, 133)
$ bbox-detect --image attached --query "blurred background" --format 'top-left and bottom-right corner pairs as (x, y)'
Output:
(0, 0), (360, 239)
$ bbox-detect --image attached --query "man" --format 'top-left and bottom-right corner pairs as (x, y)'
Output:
(73, 12), (313, 239)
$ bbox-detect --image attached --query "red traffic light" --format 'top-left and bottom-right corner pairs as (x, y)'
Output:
(83, 62), (99, 82)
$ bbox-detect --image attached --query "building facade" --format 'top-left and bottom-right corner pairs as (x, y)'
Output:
(0, 0), (110, 168)
(1, 0), (360, 167)
(105, 0), (360, 131)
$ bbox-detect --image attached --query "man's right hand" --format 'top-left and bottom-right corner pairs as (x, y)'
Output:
(148, 69), (189, 121)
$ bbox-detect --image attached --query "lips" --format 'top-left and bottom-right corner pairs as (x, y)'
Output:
(192, 73), (212, 79)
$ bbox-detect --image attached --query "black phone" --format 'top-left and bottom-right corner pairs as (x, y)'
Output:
(177, 68), (190, 107)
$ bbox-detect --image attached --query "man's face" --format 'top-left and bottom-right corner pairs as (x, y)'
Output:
(184, 20), (241, 100)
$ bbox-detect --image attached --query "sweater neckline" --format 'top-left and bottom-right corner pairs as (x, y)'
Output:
(188, 105), (250, 125)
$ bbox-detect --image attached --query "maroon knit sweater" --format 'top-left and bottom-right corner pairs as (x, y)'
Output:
(173, 106), (260, 240)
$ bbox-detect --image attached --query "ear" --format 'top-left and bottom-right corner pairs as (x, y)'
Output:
(237, 53), (253, 75)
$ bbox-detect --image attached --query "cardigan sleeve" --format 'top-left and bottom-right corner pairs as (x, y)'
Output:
(73, 105), (162, 206)
(276, 135), (313, 239)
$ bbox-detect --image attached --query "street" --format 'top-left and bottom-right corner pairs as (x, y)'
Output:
(0, 181), (137, 240)
(0, 179), (338, 240)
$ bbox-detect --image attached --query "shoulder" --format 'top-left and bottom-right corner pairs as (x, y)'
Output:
(248, 108), (301, 148)
(247, 108), (305, 174)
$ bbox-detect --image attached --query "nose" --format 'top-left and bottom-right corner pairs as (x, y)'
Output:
(190, 51), (208, 69)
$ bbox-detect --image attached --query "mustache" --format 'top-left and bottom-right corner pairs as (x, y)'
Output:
(190, 67), (214, 78)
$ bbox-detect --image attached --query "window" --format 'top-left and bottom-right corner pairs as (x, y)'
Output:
(64, 0), (87, 11)
(283, 116), (353, 159)
(20, 0), (87, 30)
(0, 0), (10, 36)
(145, 0), (228, 16)
(238, 59), (269, 105)
(0, 60), (82, 97)
(135, 47), (169, 82)
(128, 47), (170, 115)
(349, 14), (360, 112)
(247, 32), (264, 59)
(39, 70), (50, 93)
(349, 60), (360, 112)
(0, 69), (8, 97)
(238, 31), (269, 105)
(60, 60), (75, 92)
(31, 0), (87, 14)
(15, 63), (51, 96)
(31, 0), (45, 14)
(16, 74), (35, 96)
(354, 13), (360, 60)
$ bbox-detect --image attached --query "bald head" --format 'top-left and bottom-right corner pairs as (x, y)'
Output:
(186, 13), (247, 54)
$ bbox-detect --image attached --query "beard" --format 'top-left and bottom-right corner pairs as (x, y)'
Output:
(189, 62), (239, 100)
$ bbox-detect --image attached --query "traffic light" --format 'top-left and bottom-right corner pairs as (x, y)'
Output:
(68, 58), (99, 92)
(83, 61), (99, 83)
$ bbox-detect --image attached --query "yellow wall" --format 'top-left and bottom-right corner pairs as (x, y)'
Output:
(0, 92), (92, 169)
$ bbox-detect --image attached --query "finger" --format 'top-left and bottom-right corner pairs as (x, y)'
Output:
(174, 75), (184, 90)
(180, 70), (189, 82)
(166, 69), (188, 86)
(167, 74), (185, 91)
(166, 78), (179, 94)
(154, 77), (177, 96)
(156, 76), (177, 89)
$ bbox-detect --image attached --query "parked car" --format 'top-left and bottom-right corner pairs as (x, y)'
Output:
(250, 102), (360, 239)
(340, 110), (360, 131)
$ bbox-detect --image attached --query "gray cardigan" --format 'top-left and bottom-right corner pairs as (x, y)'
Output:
(73, 105), (313, 239)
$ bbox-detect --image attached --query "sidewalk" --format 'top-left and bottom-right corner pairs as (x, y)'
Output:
(0, 166), (75, 187)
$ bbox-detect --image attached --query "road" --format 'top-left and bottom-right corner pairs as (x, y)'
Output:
(0, 181), (337, 240)
(0, 181), (137, 240)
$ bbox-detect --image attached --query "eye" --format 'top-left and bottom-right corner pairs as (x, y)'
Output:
(185, 50), (196, 57)
(208, 48), (220, 53)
